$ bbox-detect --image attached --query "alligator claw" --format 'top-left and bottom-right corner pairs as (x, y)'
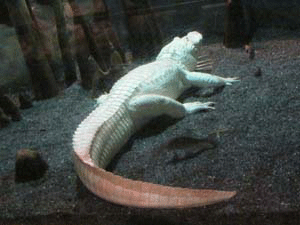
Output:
(223, 77), (240, 85)
(204, 102), (216, 110)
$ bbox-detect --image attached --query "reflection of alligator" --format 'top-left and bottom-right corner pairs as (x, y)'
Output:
(73, 31), (239, 208)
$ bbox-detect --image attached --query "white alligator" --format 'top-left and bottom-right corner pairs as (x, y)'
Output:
(73, 31), (239, 208)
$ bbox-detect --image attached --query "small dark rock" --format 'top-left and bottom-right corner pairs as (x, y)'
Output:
(15, 148), (48, 182)
(254, 68), (262, 77)
(245, 45), (255, 60)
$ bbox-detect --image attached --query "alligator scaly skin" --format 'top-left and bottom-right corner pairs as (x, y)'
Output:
(73, 31), (239, 208)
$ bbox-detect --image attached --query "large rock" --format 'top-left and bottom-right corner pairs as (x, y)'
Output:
(15, 148), (48, 182)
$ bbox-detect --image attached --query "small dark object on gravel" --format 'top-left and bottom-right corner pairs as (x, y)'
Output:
(254, 67), (262, 77)
(0, 94), (22, 121)
(245, 45), (255, 60)
(19, 93), (33, 109)
(15, 148), (48, 182)
(0, 108), (10, 128)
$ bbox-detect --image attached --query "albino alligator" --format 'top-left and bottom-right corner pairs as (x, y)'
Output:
(73, 31), (239, 208)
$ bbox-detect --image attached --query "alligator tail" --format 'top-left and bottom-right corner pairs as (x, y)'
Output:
(73, 151), (236, 208)
(73, 103), (236, 208)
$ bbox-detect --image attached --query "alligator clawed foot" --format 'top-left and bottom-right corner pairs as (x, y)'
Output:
(223, 77), (240, 85)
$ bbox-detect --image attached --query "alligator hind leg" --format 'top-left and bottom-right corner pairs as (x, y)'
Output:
(128, 94), (214, 122)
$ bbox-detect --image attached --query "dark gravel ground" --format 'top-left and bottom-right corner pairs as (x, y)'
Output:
(0, 27), (300, 224)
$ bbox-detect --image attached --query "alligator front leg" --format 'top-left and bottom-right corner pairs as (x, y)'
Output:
(184, 71), (240, 88)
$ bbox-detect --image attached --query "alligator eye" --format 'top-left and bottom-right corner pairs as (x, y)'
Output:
(191, 46), (199, 55)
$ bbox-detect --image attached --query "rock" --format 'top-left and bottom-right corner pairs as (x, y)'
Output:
(15, 148), (48, 182)
(254, 67), (262, 77)
(0, 93), (22, 121)
(244, 45), (255, 60)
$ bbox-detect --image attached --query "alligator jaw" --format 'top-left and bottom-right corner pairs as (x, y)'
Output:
(73, 151), (236, 208)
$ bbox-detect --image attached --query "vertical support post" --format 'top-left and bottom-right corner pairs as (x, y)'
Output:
(52, 0), (77, 87)
(223, 0), (243, 48)
(5, 0), (59, 99)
